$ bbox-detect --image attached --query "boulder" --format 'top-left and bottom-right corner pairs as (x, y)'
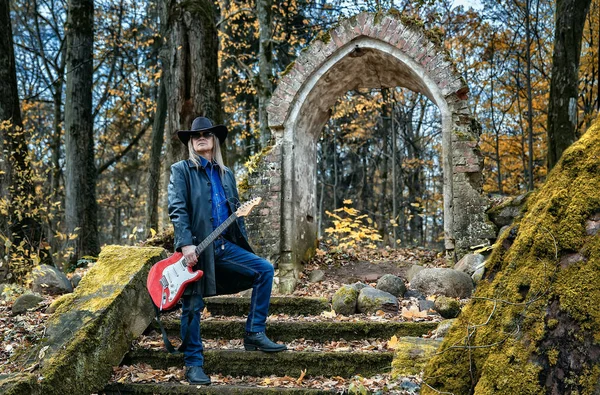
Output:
(403, 289), (425, 300)
(357, 287), (398, 314)
(406, 264), (424, 282)
(31, 265), (73, 295)
(487, 193), (529, 228)
(12, 294), (44, 315)
(351, 282), (369, 292)
(376, 274), (406, 297)
(419, 299), (434, 312)
(70, 274), (82, 288)
(308, 269), (325, 283)
(433, 296), (461, 319)
(471, 263), (485, 284)
(434, 319), (456, 338)
(410, 268), (474, 298)
(332, 285), (359, 315)
(454, 253), (485, 276)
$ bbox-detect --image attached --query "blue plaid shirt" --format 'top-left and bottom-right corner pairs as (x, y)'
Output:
(199, 156), (230, 233)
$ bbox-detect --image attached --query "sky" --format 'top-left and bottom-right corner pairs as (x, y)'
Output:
(452, 0), (484, 10)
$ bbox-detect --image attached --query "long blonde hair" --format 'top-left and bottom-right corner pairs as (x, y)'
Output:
(188, 136), (227, 177)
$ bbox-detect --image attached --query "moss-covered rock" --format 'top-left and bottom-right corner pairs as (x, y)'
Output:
(331, 285), (359, 315)
(422, 119), (600, 394)
(433, 296), (461, 319)
(357, 287), (398, 314)
(2, 245), (166, 395)
(391, 337), (443, 377)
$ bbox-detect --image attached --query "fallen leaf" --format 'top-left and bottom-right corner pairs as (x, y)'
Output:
(387, 335), (398, 349)
(296, 369), (307, 385)
(401, 306), (428, 320)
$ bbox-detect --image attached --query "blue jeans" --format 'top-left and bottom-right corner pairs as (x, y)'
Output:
(180, 238), (275, 366)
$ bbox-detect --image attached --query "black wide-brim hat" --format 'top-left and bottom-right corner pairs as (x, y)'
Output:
(177, 116), (228, 145)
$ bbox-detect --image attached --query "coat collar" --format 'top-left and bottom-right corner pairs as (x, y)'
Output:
(186, 154), (220, 170)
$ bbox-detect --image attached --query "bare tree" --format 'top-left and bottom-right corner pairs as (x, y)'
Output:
(0, 0), (48, 279)
(64, 0), (100, 262)
(161, 0), (223, 166)
(547, 0), (592, 170)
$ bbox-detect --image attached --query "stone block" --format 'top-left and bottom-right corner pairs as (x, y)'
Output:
(7, 246), (166, 395)
(330, 28), (344, 48)
(376, 17), (393, 40)
(383, 19), (399, 42)
(357, 12), (368, 34)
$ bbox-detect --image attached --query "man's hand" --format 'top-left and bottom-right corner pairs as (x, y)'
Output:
(182, 245), (197, 266)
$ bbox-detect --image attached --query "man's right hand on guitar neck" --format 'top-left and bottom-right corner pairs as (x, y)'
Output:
(182, 245), (197, 266)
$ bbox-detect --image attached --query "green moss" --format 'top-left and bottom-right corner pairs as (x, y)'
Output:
(204, 296), (329, 316)
(280, 61), (296, 77)
(453, 129), (476, 142)
(5, 246), (166, 395)
(238, 144), (276, 197)
(314, 30), (331, 44)
(125, 348), (393, 378)
(547, 349), (559, 366)
(422, 118), (600, 394)
(152, 318), (437, 342)
(105, 382), (331, 394)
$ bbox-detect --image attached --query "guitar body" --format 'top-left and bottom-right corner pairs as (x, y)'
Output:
(147, 197), (261, 311)
(147, 252), (204, 310)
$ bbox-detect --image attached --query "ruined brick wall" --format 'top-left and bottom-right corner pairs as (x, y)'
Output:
(239, 138), (283, 266)
(252, 11), (496, 292)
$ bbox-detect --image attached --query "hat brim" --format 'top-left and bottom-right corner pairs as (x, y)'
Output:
(177, 124), (228, 145)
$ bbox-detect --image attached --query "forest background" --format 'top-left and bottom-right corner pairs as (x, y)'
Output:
(0, 0), (598, 282)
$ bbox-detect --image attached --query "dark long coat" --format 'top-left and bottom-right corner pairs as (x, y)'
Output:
(168, 159), (255, 297)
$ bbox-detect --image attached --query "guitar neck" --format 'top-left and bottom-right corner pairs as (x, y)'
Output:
(194, 213), (238, 256)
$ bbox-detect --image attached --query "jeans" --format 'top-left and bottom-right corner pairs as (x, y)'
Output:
(180, 238), (275, 367)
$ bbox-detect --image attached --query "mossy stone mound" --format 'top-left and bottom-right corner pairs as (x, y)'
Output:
(422, 119), (600, 394)
(1, 245), (166, 395)
(332, 285), (359, 315)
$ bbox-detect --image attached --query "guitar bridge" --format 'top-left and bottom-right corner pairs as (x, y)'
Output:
(159, 277), (168, 288)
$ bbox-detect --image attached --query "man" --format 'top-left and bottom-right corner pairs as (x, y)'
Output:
(168, 116), (287, 385)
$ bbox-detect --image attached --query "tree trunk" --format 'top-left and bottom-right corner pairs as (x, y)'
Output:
(547, 0), (592, 170)
(0, 0), (49, 279)
(64, 0), (100, 263)
(525, 0), (535, 190)
(145, 76), (167, 237)
(161, 0), (223, 166)
(257, 0), (273, 147)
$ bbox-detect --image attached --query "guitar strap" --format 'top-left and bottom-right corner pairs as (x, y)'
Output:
(151, 293), (196, 354)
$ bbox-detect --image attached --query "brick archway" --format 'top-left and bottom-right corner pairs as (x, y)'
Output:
(244, 12), (495, 293)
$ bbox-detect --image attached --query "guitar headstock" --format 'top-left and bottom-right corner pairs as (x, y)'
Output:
(235, 197), (262, 217)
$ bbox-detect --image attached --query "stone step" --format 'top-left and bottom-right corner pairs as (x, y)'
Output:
(122, 348), (393, 378)
(203, 296), (329, 316)
(102, 382), (333, 394)
(148, 318), (437, 342)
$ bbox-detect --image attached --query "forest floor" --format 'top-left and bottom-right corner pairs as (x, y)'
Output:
(1, 244), (451, 394)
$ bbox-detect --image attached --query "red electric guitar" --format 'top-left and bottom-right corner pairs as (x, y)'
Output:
(147, 197), (262, 311)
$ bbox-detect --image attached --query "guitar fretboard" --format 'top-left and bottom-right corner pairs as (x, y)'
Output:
(194, 213), (238, 256)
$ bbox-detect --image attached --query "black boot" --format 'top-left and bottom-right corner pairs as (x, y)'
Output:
(185, 366), (211, 385)
(244, 332), (288, 352)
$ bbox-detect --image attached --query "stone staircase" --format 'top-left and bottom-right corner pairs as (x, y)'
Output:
(101, 296), (439, 394)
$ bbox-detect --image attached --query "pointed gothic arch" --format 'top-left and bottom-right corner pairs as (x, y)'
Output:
(242, 12), (495, 292)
